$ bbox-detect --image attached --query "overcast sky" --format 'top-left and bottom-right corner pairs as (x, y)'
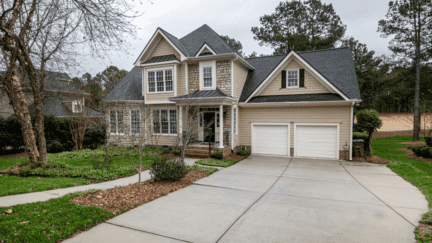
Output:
(78, 0), (393, 77)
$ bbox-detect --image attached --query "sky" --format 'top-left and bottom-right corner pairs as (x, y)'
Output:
(78, 0), (394, 77)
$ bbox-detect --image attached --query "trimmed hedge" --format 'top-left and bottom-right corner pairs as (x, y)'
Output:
(411, 145), (432, 158)
(353, 132), (368, 140)
(0, 115), (105, 153)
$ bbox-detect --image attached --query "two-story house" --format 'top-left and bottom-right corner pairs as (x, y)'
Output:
(103, 24), (361, 160)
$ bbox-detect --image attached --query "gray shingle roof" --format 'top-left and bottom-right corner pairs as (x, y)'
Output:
(239, 47), (361, 102)
(248, 93), (344, 103)
(170, 89), (230, 100)
(297, 47), (361, 100)
(28, 96), (102, 117)
(142, 54), (179, 64)
(103, 66), (143, 102)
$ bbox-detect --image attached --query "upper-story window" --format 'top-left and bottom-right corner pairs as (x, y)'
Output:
(199, 61), (216, 90)
(72, 100), (82, 113)
(287, 70), (299, 88)
(148, 68), (173, 93)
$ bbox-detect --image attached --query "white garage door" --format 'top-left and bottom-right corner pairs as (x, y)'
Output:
(252, 125), (289, 156)
(295, 125), (338, 159)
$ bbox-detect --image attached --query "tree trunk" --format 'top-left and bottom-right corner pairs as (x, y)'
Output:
(34, 93), (47, 162)
(413, 7), (421, 142)
(368, 131), (373, 155)
(4, 67), (39, 163)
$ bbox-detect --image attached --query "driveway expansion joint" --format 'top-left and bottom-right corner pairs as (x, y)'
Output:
(104, 222), (192, 243)
(340, 161), (417, 227)
(215, 157), (293, 243)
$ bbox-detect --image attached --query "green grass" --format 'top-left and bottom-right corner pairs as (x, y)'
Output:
(188, 165), (218, 175)
(0, 175), (89, 196)
(0, 158), (30, 170)
(0, 192), (114, 242)
(195, 158), (238, 167)
(373, 136), (432, 242)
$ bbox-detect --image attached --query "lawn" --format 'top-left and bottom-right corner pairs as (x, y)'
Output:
(0, 175), (88, 196)
(0, 147), (160, 197)
(0, 192), (114, 242)
(195, 158), (238, 167)
(373, 136), (432, 242)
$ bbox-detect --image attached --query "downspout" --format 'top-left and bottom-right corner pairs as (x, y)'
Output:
(350, 102), (354, 160)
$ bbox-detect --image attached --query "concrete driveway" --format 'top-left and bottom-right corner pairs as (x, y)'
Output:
(66, 156), (429, 243)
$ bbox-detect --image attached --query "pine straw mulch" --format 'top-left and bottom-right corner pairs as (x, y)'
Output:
(416, 213), (432, 239)
(0, 151), (29, 159)
(397, 148), (432, 163)
(0, 164), (32, 175)
(352, 155), (391, 164)
(70, 170), (208, 215)
(399, 141), (427, 146)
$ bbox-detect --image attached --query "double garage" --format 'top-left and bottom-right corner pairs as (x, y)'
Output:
(251, 123), (340, 159)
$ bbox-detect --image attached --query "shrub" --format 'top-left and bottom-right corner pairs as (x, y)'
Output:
(149, 157), (189, 181)
(46, 140), (65, 153)
(161, 147), (171, 154)
(356, 109), (383, 155)
(425, 137), (432, 147)
(237, 150), (250, 156)
(353, 123), (362, 133)
(30, 161), (43, 169)
(353, 132), (368, 140)
(18, 168), (33, 177)
(411, 145), (432, 158)
(210, 152), (223, 160)
(171, 149), (181, 156)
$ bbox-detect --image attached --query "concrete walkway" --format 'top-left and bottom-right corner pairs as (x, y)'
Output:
(0, 159), (203, 207)
(65, 156), (429, 243)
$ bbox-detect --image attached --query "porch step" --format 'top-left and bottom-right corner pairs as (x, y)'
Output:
(185, 149), (211, 158)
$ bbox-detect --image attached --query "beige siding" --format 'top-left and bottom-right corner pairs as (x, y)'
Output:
(177, 63), (186, 96)
(260, 57), (330, 96)
(233, 62), (249, 99)
(238, 105), (351, 151)
(143, 64), (177, 102)
(148, 38), (181, 60)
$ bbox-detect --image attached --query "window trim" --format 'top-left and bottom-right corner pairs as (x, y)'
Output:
(146, 66), (175, 94)
(72, 100), (82, 113)
(110, 109), (125, 135)
(286, 69), (300, 89)
(152, 108), (178, 136)
(199, 60), (216, 90)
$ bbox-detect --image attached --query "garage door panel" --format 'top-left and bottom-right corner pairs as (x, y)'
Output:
(296, 125), (338, 159)
(253, 125), (289, 156)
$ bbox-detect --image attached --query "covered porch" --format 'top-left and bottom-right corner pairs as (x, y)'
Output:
(169, 89), (236, 157)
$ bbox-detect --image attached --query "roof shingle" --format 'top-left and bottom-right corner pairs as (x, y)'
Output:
(103, 66), (143, 102)
(142, 54), (179, 64)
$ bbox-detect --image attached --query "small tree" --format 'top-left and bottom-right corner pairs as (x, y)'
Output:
(356, 109), (383, 155)
(204, 118), (216, 157)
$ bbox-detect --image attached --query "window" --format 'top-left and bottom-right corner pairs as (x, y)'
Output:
(153, 109), (177, 135)
(131, 110), (140, 134)
(200, 113), (203, 127)
(148, 72), (155, 92)
(147, 68), (174, 93)
(199, 61), (216, 90)
(203, 67), (212, 87)
(216, 113), (220, 128)
(110, 110), (124, 134)
(72, 100), (82, 113)
(233, 108), (237, 134)
(287, 70), (299, 87)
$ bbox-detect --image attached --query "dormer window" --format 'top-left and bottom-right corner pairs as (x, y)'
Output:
(147, 67), (174, 93)
(199, 61), (216, 90)
(72, 100), (82, 113)
(287, 70), (299, 88)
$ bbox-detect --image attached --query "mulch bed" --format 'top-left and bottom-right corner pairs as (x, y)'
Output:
(416, 214), (432, 239)
(70, 170), (208, 215)
(0, 151), (29, 159)
(352, 155), (391, 164)
(396, 148), (432, 163)
(399, 141), (426, 145)
(0, 164), (32, 175)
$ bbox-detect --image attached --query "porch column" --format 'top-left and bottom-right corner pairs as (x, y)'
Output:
(219, 105), (224, 148)
(179, 105), (183, 143)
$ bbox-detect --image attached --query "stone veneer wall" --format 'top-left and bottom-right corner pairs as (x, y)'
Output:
(187, 60), (232, 96)
(216, 60), (231, 96)
(107, 104), (146, 146)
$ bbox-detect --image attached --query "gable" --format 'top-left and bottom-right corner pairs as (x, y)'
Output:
(259, 57), (331, 96)
(147, 38), (181, 61)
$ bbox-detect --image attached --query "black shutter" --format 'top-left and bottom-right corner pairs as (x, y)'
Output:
(281, 70), (286, 88)
(299, 69), (305, 87)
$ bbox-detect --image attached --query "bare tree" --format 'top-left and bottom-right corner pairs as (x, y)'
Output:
(0, 0), (142, 162)
(174, 101), (200, 163)
(204, 118), (216, 157)
(65, 100), (96, 151)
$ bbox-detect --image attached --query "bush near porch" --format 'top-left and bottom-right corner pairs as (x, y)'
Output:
(373, 136), (432, 242)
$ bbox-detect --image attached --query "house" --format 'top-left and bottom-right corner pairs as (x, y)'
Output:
(103, 24), (361, 160)
(0, 71), (102, 118)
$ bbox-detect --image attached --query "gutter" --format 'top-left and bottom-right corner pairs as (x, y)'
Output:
(238, 100), (361, 107)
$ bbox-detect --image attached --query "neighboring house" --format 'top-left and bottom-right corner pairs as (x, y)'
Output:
(104, 24), (361, 160)
(0, 71), (102, 118)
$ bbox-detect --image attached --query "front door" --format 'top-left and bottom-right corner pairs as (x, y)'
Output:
(204, 112), (215, 142)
